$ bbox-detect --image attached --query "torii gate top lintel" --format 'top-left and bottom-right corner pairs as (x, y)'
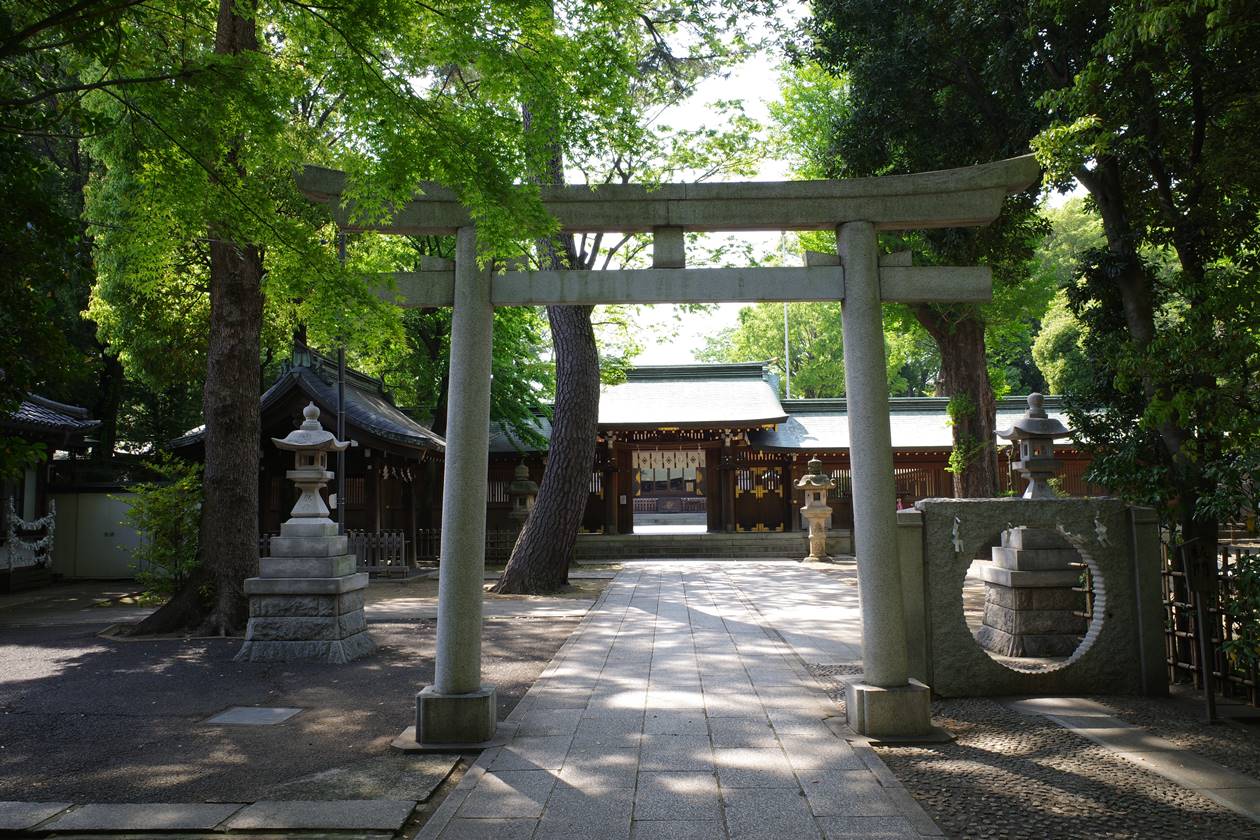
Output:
(297, 154), (1039, 236)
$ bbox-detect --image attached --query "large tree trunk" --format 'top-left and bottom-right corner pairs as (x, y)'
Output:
(916, 307), (998, 497)
(495, 303), (600, 593)
(136, 0), (261, 636)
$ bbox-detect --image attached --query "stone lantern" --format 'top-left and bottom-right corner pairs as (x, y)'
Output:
(978, 394), (1083, 658)
(237, 402), (375, 664)
(507, 461), (539, 532)
(796, 458), (835, 561)
(272, 403), (350, 519)
(997, 393), (1072, 499)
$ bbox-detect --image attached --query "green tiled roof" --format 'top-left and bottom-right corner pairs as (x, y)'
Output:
(750, 396), (1072, 451)
(598, 363), (787, 430)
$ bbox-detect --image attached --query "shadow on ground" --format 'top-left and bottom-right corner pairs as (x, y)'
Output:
(0, 614), (577, 803)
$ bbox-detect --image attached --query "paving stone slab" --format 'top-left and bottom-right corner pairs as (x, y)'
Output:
(537, 786), (633, 838)
(714, 747), (799, 788)
(778, 735), (866, 772)
(708, 716), (779, 749)
(721, 787), (821, 840)
(633, 772), (721, 820)
(455, 771), (557, 819)
(640, 735), (714, 771)
(226, 799), (416, 830)
(798, 770), (900, 817)
(629, 819), (725, 840)
(45, 803), (244, 831)
(516, 708), (585, 737)
(490, 736), (574, 771)
(438, 817), (539, 839)
(816, 814), (918, 838)
(558, 749), (640, 789)
(0, 801), (71, 831)
(204, 705), (302, 725)
(535, 814), (632, 840)
(643, 709), (708, 735)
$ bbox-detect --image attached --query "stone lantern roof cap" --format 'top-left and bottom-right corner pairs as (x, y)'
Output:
(796, 457), (835, 489)
(509, 461), (539, 494)
(996, 393), (1071, 441)
(272, 402), (351, 452)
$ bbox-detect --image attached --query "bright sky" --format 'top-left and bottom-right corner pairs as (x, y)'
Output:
(631, 45), (789, 365)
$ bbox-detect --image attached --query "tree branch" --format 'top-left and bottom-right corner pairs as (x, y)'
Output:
(0, 0), (148, 58)
(0, 70), (195, 108)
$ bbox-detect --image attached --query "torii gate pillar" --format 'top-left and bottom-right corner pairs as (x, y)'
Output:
(838, 222), (934, 739)
(414, 226), (499, 746)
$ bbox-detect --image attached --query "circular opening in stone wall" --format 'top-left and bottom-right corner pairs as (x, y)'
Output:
(961, 526), (1104, 674)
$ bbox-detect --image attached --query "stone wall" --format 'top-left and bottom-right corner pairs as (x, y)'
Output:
(898, 498), (1165, 697)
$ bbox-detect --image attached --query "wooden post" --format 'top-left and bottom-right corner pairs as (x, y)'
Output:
(781, 460), (795, 531)
(603, 451), (618, 535)
(705, 447), (722, 533)
(721, 437), (736, 533)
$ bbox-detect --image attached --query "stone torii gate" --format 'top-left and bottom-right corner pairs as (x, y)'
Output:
(298, 156), (1040, 744)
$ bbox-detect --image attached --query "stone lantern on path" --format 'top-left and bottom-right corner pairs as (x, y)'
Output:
(796, 458), (836, 562)
(236, 403), (375, 664)
(997, 393), (1072, 499)
(507, 462), (539, 533)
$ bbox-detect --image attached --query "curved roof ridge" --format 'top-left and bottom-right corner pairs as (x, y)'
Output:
(625, 362), (770, 382)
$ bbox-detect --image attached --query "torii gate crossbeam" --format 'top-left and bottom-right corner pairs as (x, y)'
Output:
(300, 155), (1040, 746)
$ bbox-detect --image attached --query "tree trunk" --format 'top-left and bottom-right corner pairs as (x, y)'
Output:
(91, 351), (123, 462)
(494, 303), (599, 593)
(135, 0), (261, 636)
(916, 307), (998, 497)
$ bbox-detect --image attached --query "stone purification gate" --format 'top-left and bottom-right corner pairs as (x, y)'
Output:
(299, 156), (1041, 744)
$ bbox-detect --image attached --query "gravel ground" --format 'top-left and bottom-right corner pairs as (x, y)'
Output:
(807, 667), (1260, 839)
(0, 615), (578, 803)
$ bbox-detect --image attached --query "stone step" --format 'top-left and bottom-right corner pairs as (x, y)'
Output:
(571, 532), (853, 560)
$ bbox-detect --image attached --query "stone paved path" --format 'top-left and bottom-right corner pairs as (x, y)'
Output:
(421, 561), (939, 839)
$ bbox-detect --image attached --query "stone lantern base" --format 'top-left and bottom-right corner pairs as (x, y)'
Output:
(974, 527), (1085, 658)
(236, 518), (375, 664)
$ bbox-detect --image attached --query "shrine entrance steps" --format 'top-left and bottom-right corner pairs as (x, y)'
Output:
(574, 530), (854, 562)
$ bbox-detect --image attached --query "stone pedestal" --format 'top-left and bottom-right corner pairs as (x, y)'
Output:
(845, 678), (948, 742)
(802, 509), (830, 561)
(414, 685), (497, 747)
(975, 527), (1085, 658)
(236, 518), (375, 663)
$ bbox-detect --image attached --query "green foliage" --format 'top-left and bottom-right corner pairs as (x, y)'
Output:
(1060, 246), (1260, 517)
(770, 55), (1055, 400)
(944, 394), (984, 476)
(697, 302), (845, 397)
(0, 135), (84, 471)
(803, 0), (1260, 527)
(0, 438), (46, 483)
(124, 455), (202, 598)
(1223, 553), (1260, 672)
(1032, 292), (1090, 395)
(1026, 0), (1260, 533)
